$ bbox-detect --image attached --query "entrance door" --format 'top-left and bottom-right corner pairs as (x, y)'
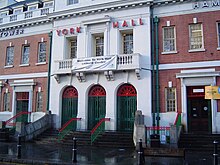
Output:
(16, 92), (29, 123)
(62, 86), (78, 130)
(117, 84), (137, 132)
(187, 86), (211, 133)
(88, 85), (106, 130)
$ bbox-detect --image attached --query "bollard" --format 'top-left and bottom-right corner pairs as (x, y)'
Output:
(17, 134), (21, 159)
(137, 139), (145, 165)
(213, 140), (218, 165)
(72, 137), (77, 163)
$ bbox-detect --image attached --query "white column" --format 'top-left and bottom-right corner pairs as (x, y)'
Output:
(105, 86), (116, 131)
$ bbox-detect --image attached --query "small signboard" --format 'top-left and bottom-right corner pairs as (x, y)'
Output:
(205, 86), (220, 99)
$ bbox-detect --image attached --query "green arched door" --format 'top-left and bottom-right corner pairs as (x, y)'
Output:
(62, 86), (78, 129)
(117, 84), (137, 131)
(88, 85), (106, 130)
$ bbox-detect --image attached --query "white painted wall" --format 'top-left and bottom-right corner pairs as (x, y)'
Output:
(50, 2), (152, 129)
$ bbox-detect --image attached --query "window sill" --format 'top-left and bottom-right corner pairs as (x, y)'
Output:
(35, 62), (47, 65)
(19, 64), (30, 67)
(161, 51), (178, 55)
(217, 47), (220, 51)
(188, 48), (205, 53)
(4, 65), (14, 68)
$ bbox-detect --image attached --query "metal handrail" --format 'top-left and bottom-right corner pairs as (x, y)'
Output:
(174, 112), (181, 126)
(58, 117), (81, 141)
(91, 118), (110, 144)
(5, 111), (31, 126)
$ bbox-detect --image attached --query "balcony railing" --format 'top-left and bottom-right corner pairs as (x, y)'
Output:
(54, 53), (141, 75)
(0, 7), (53, 25)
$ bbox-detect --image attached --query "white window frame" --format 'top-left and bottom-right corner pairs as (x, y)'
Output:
(162, 26), (177, 54)
(3, 92), (10, 112)
(21, 45), (30, 65)
(67, 0), (79, 5)
(5, 46), (14, 66)
(38, 42), (46, 63)
(14, 9), (22, 15)
(121, 30), (133, 54)
(28, 5), (37, 11)
(70, 38), (77, 58)
(36, 91), (43, 112)
(217, 22), (220, 49)
(44, 2), (53, 7)
(91, 33), (104, 57)
(165, 87), (177, 112)
(189, 23), (204, 52)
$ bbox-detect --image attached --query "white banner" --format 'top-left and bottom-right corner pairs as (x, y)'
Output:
(72, 55), (117, 72)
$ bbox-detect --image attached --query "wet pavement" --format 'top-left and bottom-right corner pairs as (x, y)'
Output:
(0, 141), (218, 165)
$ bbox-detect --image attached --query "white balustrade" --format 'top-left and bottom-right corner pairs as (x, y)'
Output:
(54, 53), (141, 75)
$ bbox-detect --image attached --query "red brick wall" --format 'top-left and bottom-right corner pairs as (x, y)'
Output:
(158, 10), (220, 64)
(0, 33), (50, 113)
(0, 33), (50, 75)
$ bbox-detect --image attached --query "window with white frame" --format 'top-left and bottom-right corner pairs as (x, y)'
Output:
(36, 92), (43, 112)
(3, 92), (10, 111)
(93, 33), (104, 56)
(165, 87), (176, 112)
(66, 37), (77, 59)
(44, 2), (53, 7)
(14, 9), (22, 15)
(189, 23), (204, 50)
(70, 39), (77, 58)
(163, 26), (176, 52)
(67, 0), (79, 5)
(5, 46), (14, 66)
(1, 12), (7, 17)
(122, 31), (133, 54)
(217, 23), (220, 47)
(38, 42), (46, 63)
(21, 45), (30, 64)
(28, 6), (37, 11)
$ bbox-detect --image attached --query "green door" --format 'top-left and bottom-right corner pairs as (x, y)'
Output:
(117, 84), (137, 132)
(16, 92), (29, 123)
(88, 85), (106, 130)
(62, 86), (78, 130)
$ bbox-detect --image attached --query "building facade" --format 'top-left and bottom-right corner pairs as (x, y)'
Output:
(0, 0), (53, 124)
(154, 0), (220, 133)
(50, 0), (153, 130)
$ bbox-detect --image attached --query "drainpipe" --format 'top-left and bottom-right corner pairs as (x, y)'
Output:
(150, 7), (156, 129)
(154, 16), (160, 133)
(46, 31), (53, 113)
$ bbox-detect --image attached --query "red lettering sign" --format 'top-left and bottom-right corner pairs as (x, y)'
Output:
(70, 28), (74, 34)
(139, 18), (143, 25)
(76, 27), (81, 33)
(112, 18), (144, 28)
(131, 19), (136, 26)
(62, 29), (68, 35)
(122, 20), (128, 27)
(56, 27), (81, 36)
(56, 30), (61, 36)
(113, 22), (119, 28)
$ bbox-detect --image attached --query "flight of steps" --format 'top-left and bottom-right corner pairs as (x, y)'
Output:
(92, 131), (134, 148)
(34, 129), (134, 148)
(33, 129), (59, 144)
(178, 133), (220, 150)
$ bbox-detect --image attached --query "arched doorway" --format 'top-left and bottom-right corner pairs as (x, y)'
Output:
(117, 84), (137, 131)
(88, 85), (106, 130)
(62, 86), (78, 129)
